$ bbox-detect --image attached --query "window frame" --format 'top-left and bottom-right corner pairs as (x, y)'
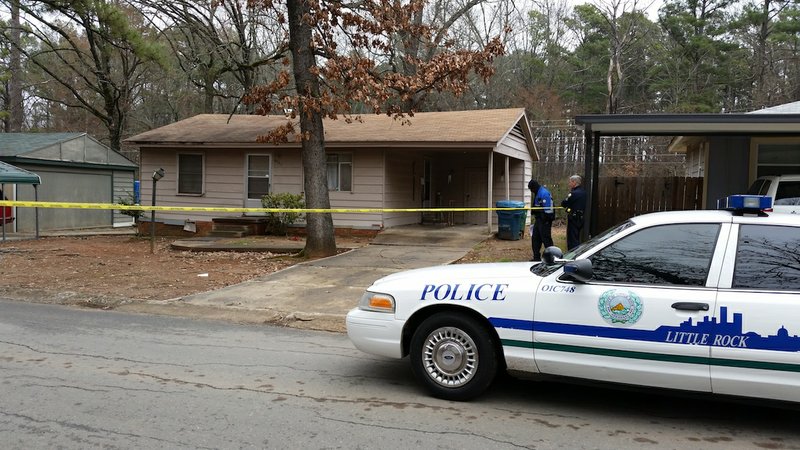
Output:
(246, 154), (272, 201)
(177, 153), (204, 196)
(327, 152), (353, 192)
(750, 138), (800, 179)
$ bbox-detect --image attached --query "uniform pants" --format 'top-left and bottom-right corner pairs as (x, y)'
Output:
(566, 216), (583, 250)
(531, 218), (553, 260)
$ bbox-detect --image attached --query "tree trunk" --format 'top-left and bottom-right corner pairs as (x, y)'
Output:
(8, 0), (24, 131)
(287, 0), (337, 258)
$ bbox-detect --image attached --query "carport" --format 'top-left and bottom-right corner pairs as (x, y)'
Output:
(0, 161), (41, 240)
(575, 112), (800, 237)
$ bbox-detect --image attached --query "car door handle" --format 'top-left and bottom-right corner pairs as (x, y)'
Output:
(671, 302), (709, 311)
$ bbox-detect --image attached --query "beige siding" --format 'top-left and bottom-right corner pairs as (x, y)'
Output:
(685, 145), (706, 177)
(496, 131), (532, 160)
(329, 150), (384, 229)
(112, 170), (135, 226)
(141, 148), (237, 224)
(490, 154), (528, 229)
(141, 147), (384, 229)
(139, 140), (534, 231)
(384, 150), (424, 228)
(272, 149), (304, 194)
(449, 152), (490, 225)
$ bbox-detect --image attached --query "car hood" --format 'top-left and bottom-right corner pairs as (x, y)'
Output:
(369, 262), (540, 290)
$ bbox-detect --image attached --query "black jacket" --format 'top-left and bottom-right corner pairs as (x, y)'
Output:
(561, 186), (586, 216)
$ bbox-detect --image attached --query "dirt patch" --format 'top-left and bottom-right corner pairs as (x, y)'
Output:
(456, 223), (567, 264)
(0, 234), (367, 308)
(0, 225), (566, 325)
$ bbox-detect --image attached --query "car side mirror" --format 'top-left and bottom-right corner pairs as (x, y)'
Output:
(560, 259), (593, 283)
(542, 246), (563, 265)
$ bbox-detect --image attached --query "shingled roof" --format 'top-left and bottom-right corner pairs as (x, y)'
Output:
(126, 108), (529, 147)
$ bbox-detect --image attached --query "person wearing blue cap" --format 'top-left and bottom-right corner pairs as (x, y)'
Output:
(528, 179), (554, 261)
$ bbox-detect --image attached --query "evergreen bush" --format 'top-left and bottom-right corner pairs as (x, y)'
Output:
(261, 192), (304, 235)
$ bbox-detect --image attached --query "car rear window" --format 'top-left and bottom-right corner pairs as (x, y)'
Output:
(775, 181), (800, 205)
(747, 179), (771, 195)
(733, 225), (800, 291)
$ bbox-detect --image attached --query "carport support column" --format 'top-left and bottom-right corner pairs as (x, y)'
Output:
(487, 152), (493, 234)
(504, 156), (510, 199)
(583, 128), (600, 239)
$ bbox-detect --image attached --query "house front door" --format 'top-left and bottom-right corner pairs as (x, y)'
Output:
(245, 155), (271, 211)
(464, 168), (487, 224)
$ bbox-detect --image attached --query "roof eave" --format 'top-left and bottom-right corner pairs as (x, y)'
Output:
(575, 113), (800, 135)
(132, 141), (497, 149)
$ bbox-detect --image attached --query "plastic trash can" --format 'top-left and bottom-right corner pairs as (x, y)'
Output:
(496, 200), (525, 240)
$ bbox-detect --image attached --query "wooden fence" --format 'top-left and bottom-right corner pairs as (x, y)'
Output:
(595, 177), (704, 231)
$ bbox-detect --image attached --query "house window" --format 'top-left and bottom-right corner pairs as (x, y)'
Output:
(756, 144), (800, 177)
(178, 154), (203, 195)
(327, 153), (352, 191)
(247, 155), (271, 200)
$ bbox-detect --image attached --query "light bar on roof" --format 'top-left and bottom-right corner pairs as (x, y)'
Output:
(716, 195), (772, 212)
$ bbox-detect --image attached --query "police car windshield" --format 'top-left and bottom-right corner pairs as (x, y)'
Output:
(563, 220), (635, 260)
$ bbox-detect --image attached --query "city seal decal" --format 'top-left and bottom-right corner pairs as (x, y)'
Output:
(598, 289), (643, 325)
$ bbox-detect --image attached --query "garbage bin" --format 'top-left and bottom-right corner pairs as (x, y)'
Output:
(496, 200), (525, 240)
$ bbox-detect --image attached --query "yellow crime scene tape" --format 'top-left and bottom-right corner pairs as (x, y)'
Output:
(0, 200), (563, 214)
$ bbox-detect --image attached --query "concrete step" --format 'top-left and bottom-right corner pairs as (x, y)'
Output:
(211, 217), (268, 236)
(209, 230), (247, 238)
(212, 223), (252, 232)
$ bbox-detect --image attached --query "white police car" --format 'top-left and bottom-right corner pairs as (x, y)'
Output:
(346, 195), (800, 402)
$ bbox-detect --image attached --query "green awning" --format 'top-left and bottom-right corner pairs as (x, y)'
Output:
(0, 161), (41, 184)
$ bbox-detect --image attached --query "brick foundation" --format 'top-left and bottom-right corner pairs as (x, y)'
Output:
(138, 220), (380, 238)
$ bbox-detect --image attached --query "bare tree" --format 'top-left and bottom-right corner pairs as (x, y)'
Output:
(135, 0), (287, 114)
(246, 0), (504, 257)
(7, 0), (163, 150)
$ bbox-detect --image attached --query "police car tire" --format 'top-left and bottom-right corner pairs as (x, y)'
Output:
(409, 313), (498, 401)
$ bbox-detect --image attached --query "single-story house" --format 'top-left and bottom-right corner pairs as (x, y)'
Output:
(575, 105), (800, 235)
(124, 108), (538, 234)
(0, 133), (138, 232)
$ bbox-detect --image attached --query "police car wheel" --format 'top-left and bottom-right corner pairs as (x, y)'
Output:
(410, 313), (498, 401)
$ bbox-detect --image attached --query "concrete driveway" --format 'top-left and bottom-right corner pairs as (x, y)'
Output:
(175, 225), (490, 328)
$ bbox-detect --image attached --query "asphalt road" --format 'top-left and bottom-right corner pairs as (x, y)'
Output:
(1, 299), (798, 449)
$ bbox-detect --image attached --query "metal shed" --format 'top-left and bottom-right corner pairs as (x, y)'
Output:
(0, 133), (137, 232)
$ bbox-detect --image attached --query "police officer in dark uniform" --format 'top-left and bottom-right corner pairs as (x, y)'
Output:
(528, 179), (555, 261)
(561, 174), (586, 250)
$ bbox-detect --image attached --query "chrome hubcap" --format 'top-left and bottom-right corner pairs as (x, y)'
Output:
(422, 327), (478, 388)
